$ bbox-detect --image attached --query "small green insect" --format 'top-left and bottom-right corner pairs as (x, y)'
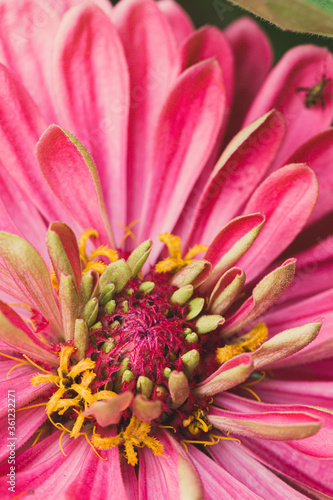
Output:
(296, 74), (332, 109)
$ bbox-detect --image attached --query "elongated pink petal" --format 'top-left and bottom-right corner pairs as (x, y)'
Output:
(0, 233), (63, 340)
(216, 394), (333, 458)
(139, 58), (225, 254)
(53, 3), (129, 241)
(240, 437), (333, 498)
(184, 111), (285, 248)
(222, 259), (296, 335)
(0, 168), (48, 259)
(189, 444), (263, 500)
(46, 222), (82, 291)
(121, 461), (138, 500)
(288, 128), (333, 226)
(225, 17), (273, 139)
(244, 45), (333, 168)
(194, 353), (253, 397)
(0, 361), (52, 419)
(175, 26), (234, 108)
(0, 403), (46, 463)
(237, 164), (318, 283)
(113, 0), (175, 227)
(37, 125), (115, 248)
(250, 322), (321, 371)
(208, 406), (321, 441)
(138, 429), (203, 500)
(0, 264), (31, 303)
(208, 267), (245, 315)
(157, 0), (194, 46)
(263, 287), (333, 365)
(279, 234), (333, 303)
(0, 302), (59, 366)
(199, 213), (265, 294)
(208, 437), (308, 500)
(0, 431), (126, 499)
(0, 64), (70, 223)
(254, 378), (333, 410)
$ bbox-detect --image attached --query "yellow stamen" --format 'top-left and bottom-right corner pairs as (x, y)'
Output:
(30, 373), (60, 386)
(239, 386), (261, 402)
(209, 434), (241, 445)
(78, 229), (118, 276)
(183, 407), (212, 436)
(0, 352), (29, 363)
(216, 323), (268, 363)
(82, 432), (108, 461)
(245, 371), (266, 387)
(92, 416), (164, 466)
(18, 403), (47, 411)
(156, 233), (207, 273)
(118, 218), (140, 247)
(50, 264), (59, 293)
(31, 428), (45, 447)
(22, 355), (51, 374)
(6, 362), (28, 379)
(58, 430), (68, 456)
(68, 358), (96, 379)
(70, 412), (85, 438)
(78, 229), (99, 264)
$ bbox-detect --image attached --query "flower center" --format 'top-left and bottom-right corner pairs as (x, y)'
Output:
(27, 230), (268, 465)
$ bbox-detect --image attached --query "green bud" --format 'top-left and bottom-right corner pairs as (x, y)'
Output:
(137, 376), (153, 398)
(99, 283), (115, 305)
(110, 320), (120, 331)
(171, 285), (194, 305)
(126, 288), (134, 296)
(122, 369), (134, 383)
(82, 297), (99, 327)
(196, 315), (223, 334)
(163, 367), (172, 379)
(74, 319), (88, 361)
(102, 340), (115, 353)
(139, 281), (155, 294)
(127, 240), (153, 277)
(116, 358), (129, 378)
(99, 259), (132, 292)
(181, 350), (200, 377)
(121, 300), (129, 313)
(90, 321), (102, 331)
(186, 332), (199, 344)
(183, 327), (192, 337)
(186, 297), (205, 320)
(104, 300), (116, 315)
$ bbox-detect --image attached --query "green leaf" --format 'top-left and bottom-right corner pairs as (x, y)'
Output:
(226, 0), (333, 37)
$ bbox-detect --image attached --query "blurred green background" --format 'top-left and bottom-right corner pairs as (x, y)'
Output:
(177, 0), (332, 60)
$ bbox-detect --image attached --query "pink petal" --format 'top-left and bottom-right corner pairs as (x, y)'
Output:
(221, 259), (296, 335)
(199, 213), (265, 294)
(244, 45), (333, 168)
(37, 125), (115, 248)
(184, 110), (285, 249)
(208, 406), (321, 441)
(46, 222), (82, 291)
(121, 461), (138, 500)
(288, 128), (333, 226)
(237, 164), (318, 283)
(279, 234), (333, 303)
(189, 444), (262, 500)
(0, 264), (31, 303)
(0, 431), (127, 499)
(194, 353), (253, 397)
(208, 267), (245, 315)
(113, 0), (175, 227)
(83, 391), (133, 426)
(139, 58), (225, 255)
(254, 378), (333, 410)
(0, 301), (59, 366)
(157, 0), (194, 47)
(0, 404), (46, 463)
(208, 437), (308, 500)
(225, 17), (273, 139)
(174, 25), (234, 108)
(215, 394), (333, 458)
(263, 287), (333, 365)
(0, 168), (48, 259)
(138, 429), (203, 499)
(0, 64), (70, 223)
(250, 321), (321, 371)
(0, 361), (52, 419)
(242, 437), (333, 498)
(0, 232), (63, 340)
(52, 3), (129, 242)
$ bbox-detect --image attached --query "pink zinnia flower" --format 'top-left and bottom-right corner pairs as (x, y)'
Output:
(0, 0), (333, 498)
